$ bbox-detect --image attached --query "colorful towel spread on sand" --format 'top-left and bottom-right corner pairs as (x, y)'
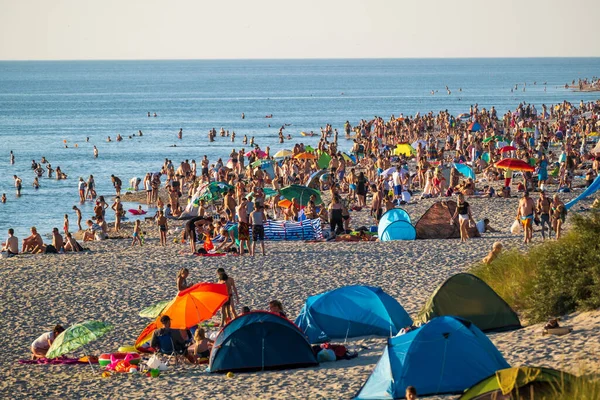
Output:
(209, 220), (323, 242)
(19, 356), (96, 365)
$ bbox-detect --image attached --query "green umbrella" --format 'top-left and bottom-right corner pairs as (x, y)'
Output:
(280, 185), (322, 206)
(139, 299), (173, 318)
(245, 187), (278, 200)
(46, 321), (113, 359)
(522, 127), (535, 133)
(305, 145), (315, 153)
(198, 181), (233, 202)
(482, 135), (504, 144)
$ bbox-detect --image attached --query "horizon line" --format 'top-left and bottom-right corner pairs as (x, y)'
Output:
(1, 56), (600, 62)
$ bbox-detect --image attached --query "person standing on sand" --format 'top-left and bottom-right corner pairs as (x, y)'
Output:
(111, 196), (123, 232)
(370, 183), (383, 223)
(217, 268), (239, 325)
(237, 197), (250, 256)
(451, 193), (475, 243)
(551, 194), (566, 240)
(537, 191), (552, 240)
(72, 206), (82, 231)
(156, 210), (168, 246)
(249, 204), (266, 256)
(177, 268), (191, 292)
(517, 191), (535, 244)
(13, 175), (22, 196)
(111, 175), (122, 196)
(131, 220), (142, 247)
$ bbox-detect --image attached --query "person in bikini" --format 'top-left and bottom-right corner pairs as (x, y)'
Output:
(516, 191), (535, 244)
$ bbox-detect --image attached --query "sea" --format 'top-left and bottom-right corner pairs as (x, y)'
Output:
(1, 58), (599, 240)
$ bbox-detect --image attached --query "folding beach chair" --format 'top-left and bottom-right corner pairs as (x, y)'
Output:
(155, 333), (187, 365)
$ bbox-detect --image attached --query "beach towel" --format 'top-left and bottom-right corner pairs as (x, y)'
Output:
(19, 356), (96, 365)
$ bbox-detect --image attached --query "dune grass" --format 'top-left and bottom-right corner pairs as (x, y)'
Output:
(472, 211), (600, 323)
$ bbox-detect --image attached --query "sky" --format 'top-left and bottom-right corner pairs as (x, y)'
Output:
(1, 0), (598, 60)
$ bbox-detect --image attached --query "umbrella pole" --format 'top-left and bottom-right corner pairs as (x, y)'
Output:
(84, 344), (95, 373)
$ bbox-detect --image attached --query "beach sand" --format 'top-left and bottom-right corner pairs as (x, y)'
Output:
(1, 192), (598, 399)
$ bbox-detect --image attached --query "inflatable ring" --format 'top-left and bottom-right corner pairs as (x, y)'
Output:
(99, 352), (141, 368)
(118, 346), (139, 353)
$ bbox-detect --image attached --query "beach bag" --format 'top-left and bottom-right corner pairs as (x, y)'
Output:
(510, 220), (520, 235)
(45, 245), (57, 254)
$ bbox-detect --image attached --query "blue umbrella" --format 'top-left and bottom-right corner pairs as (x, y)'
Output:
(453, 162), (476, 180)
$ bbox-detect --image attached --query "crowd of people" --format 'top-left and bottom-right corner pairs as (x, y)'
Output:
(3, 99), (600, 258)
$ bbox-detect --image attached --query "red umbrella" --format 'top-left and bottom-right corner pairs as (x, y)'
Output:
(495, 158), (535, 172)
(500, 146), (517, 153)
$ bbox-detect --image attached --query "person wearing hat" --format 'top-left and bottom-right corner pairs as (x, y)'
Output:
(150, 315), (187, 353)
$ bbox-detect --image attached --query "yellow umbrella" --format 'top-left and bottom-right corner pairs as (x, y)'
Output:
(294, 152), (317, 160)
(341, 153), (355, 163)
(274, 149), (293, 158)
(393, 144), (414, 156)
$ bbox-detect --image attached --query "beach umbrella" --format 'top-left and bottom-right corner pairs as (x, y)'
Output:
(280, 185), (323, 206)
(294, 152), (317, 160)
(411, 140), (427, 150)
(246, 187), (278, 200)
(453, 163), (476, 180)
(483, 136), (503, 144)
(457, 113), (471, 120)
(273, 149), (292, 158)
(134, 321), (157, 349)
(245, 149), (268, 158)
(305, 145), (315, 153)
(482, 152), (490, 162)
(522, 127), (535, 133)
(139, 299), (173, 319)
(495, 158), (535, 172)
(156, 283), (229, 330)
(278, 199), (292, 208)
(226, 159), (235, 169)
(500, 145), (517, 153)
(341, 152), (356, 164)
(393, 144), (415, 156)
(306, 170), (328, 188)
(380, 167), (397, 177)
(468, 121), (483, 132)
(198, 181), (233, 201)
(317, 152), (332, 169)
(46, 321), (113, 359)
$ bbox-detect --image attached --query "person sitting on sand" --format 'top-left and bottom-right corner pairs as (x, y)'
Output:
(21, 227), (43, 253)
(83, 220), (103, 241)
(64, 232), (83, 252)
(2, 228), (18, 257)
(31, 325), (65, 359)
(269, 300), (287, 318)
(482, 242), (503, 264)
(177, 268), (192, 292)
(150, 315), (186, 353)
(51, 228), (65, 253)
(190, 328), (214, 361)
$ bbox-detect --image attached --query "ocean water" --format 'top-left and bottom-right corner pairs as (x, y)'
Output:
(1, 58), (599, 239)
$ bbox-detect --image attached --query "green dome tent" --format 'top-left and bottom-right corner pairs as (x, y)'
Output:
(415, 273), (521, 333)
(459, 366), (576, 400)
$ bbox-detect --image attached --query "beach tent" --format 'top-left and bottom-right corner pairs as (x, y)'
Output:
(453, 163), (476, 180)
(306, 169), (328, 189)
(415, 273), (521, 332)
(393, 144), (415, 157)
(355, 316), (510, 399)
(209, 311), (318, 373)
(460, 366), (575, 400)
(565, 175), (600, 210)
(415, 201), (480, 239)
(377, 209), (416, 241)
(295, 286), (412, 344)
(468, 121), (483, 132)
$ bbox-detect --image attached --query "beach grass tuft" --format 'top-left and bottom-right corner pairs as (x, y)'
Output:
(472, 211), (600, 323)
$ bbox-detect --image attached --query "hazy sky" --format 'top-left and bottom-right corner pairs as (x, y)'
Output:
(1, 0), (598, 60)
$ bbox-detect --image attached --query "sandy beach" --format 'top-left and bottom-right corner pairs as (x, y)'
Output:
(1, 190), (599, 399)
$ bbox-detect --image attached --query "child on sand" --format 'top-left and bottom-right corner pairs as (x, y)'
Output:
(191, 328), (214, 360)
(482, 242), (502, 264)
(156, 210), (168, 246)
(31, 325), (65, 359)
(131, 220), (142, 247)
(63, 214), (69, 234)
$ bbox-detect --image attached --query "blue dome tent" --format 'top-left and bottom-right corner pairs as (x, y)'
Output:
(295, 285), (413, 344)
(378, 209), (416, 241)
(356, 316), (510, 399)
(209, 311), (318, 373)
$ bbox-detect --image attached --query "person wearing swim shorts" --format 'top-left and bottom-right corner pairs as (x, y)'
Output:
(537, 191), (552, 240)
(250, 204), (266, 256)
(517, 191), (535, 244)
(157, 210), (168, 246)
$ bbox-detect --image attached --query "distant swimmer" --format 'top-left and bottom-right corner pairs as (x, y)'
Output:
(41, 157), (47, 163)
(148, 112), (151, 117)
(447, 90), (451, 95)
(265, 114), (273, 118)
(431, 90), (435, 95)
(107, 136), (112, 142)
(116, 134), (123, 142)
(286, 134), (292, 140)
(86, 137), (89, 142)
(523, 87), (526, 92)
(1, 193), (6, 203)
(459, 88), (462, 92)
(153, 112), (157, 117)
(93, 146), (98, 158)
(13, 175), (22, 196)
(178, 128), (183, 140)
(138, 130), (143, 136)
(243, 135), (248, 144)
(241, 113), (245, 119)
(10, 150), (14, 164)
